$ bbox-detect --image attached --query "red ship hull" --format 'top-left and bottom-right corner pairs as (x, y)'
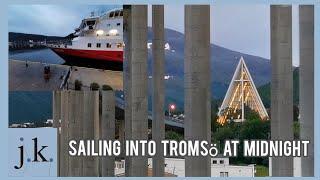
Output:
(51, 47), (123, 63)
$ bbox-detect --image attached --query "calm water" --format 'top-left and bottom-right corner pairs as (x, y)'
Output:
(9, 91), (52, 124)
(9, 48), (65, 64)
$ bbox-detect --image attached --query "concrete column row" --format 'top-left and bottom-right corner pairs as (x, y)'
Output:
(123, 5), (212, 177)
(54, 90), (115, 177)
(271, 5), (315, 177)
(123, 4), (315, 177)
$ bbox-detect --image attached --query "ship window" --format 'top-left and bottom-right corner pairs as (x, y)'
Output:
(220, 160), (224, 164)
(117, 23), (121, 26)
(87, 43), (92, 48)
(106, 43), (111, 48)
(86, 20), (95, 26)
(109, 12), (114, 18)
(120, 11), (123, 16)
(96, 43), (101, 48)
(107, 24), (111, 27)
(115, 10), (119, 17)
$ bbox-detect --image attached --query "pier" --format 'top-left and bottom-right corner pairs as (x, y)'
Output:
(9, 60), (123, 91)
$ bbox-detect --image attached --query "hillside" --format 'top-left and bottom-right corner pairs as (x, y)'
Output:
(258, 68), (299, 108)
(9, 32), (68, 42)
(146, 28), (271, 109)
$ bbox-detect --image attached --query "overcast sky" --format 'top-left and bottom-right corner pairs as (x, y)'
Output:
(8, 4), (300, 66)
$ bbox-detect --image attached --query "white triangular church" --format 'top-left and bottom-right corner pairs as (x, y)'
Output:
(218, 57), (269, 124)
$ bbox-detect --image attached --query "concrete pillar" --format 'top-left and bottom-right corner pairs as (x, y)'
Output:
(299, 5), (314, 177)
(100, 90), (115, 176)
(52, 91), (61, 176)
(270, 5), (293, 176)
(64, 91), (77, 176)
(152, 5), (165, 177)
(184, 5), (211, 177)
(68, 91), (84, 176)
(123, 5), (148, 177)
(118, 120), (125, 158)
(53, 91), (61, 128)
(82, 91), (99, 176)
(59, 91), (69, 176)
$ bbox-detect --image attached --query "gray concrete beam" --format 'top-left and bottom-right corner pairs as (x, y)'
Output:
(270, 5), (293, 176)
(82, 91), (100, 176)
(100, 90), (115, 176)
(52, 91), (61, 176)
(152, 5), (165, 177)
(123, 5), (148, 177)
(184, 5), (211, 177)
(299, 5), (314, 177)
(68, 91), (85, 176)
(60, 91), (70, 176)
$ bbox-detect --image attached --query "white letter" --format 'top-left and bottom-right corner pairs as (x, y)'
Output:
(69, 140), (77, 156)
(244, 140), (255, 157)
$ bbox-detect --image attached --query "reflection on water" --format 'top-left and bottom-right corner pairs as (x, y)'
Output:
(9, 48), (65, 64)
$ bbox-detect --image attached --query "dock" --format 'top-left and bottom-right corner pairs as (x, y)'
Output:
(9, 60), (123, 91)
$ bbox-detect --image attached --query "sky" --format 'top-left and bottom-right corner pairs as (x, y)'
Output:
(8, 4), (300, 66)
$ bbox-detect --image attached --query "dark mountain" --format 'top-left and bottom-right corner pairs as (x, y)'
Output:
(147, 28), (271, 109)
(9, 32), (66, 42)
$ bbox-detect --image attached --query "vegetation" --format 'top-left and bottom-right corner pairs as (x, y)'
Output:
(165, 131), (183, 141)
(90, 82), (100, 91)
(293, 121), (300, 139)
(74, 80), (82, 90)
(255, 165), (269, 177)
(102, 84), (113, 91)
(212, 107), (270, 166)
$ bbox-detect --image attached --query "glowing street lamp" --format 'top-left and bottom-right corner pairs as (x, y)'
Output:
(169, 103), (176, 117)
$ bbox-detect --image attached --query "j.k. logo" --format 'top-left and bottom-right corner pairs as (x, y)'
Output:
(14, 137), (50, 169)
(9, 128), (57, 177)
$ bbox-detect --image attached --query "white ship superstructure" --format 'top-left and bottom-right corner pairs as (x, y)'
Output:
(50, 8), (124, 63)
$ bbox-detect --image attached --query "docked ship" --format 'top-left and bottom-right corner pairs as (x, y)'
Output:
(49, 8), (124, 67)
